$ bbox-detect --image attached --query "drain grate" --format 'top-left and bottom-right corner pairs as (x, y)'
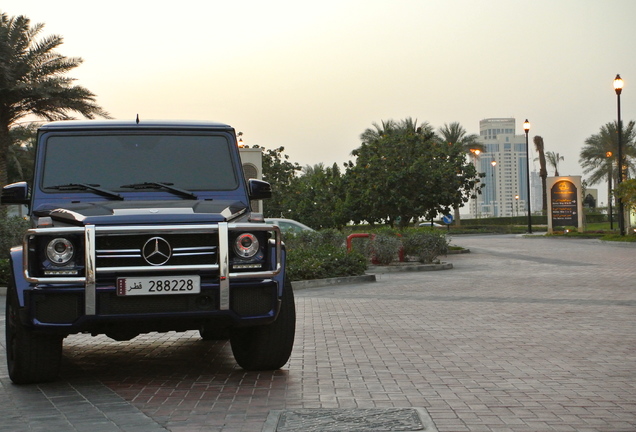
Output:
(263, 408), (437, 432)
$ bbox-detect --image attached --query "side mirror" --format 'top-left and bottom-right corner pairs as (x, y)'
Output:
(1, 182), (30, 205)
(248, 179), (272, 200)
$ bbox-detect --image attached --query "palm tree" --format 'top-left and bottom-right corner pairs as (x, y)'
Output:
(579, 121), (636, 187)
(0, 12), (110, 188)
(437, 122), (482, 154)
(7, 123), (37, 183)
(437, 122), (482, 225)
(533, 136), (548, 213)
(545, 151), (564, 176)
(359, 119), (398, 145)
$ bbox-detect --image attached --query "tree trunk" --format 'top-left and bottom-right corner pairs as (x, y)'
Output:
(533, 136), (548, 214)
(453, 206), (461, 227)
(0, 123), (10, 188)
(541, 173), (547, 214)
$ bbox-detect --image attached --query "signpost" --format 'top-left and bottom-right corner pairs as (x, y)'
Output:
(547, 176), (583, 233)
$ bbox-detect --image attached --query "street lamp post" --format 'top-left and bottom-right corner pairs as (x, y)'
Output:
(523, 119), (532, 233)
(606, 151), (614, 230)
(491, 160), (497, 217)
(515, 194), (519, 217)
(614, 74), (625, 236)
(470, 148), (481, 218)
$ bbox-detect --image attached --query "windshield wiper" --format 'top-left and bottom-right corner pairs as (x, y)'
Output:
(120, 182), (199, 200)
(46, 183), (124, 200)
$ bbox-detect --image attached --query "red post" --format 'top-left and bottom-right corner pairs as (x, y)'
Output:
(346, 233), (371, 252)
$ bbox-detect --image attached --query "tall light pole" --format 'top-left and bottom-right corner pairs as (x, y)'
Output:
(614, 74), (625, 236)
(491, 160), (497, 216)
(523, 119), (532, 233)
(470, 148), (481, 218)
(606, 151), (614, 230)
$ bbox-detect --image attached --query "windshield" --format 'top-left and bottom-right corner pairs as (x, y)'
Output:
(41, 133), (239, 192)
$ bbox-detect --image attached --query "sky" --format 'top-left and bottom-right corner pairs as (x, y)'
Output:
(4, 0), (636, 205)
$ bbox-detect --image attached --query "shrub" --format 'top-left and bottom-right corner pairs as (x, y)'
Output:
(367, 233), (402, 265)
(0, 214), (29, 285)
(284, 230), (367, 281)
(0, 215), (29, 260)
(402, 230), (449, 263)
(283, 229), (342, 251)
(0, 259), (10, 285)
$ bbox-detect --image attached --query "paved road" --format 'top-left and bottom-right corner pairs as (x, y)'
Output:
(1, 234), (635, 431)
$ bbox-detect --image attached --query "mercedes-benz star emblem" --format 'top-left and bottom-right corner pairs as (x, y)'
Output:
(142, 237), (172, 266)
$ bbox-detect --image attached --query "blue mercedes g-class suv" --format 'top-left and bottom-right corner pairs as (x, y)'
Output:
(1, 119), (295, 384)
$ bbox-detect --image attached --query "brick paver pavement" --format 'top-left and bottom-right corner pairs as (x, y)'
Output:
(0, 234), (635, 431)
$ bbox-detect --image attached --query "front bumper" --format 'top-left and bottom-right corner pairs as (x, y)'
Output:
(19, 222), (284, 333)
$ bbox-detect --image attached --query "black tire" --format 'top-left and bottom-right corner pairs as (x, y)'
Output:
(230, 278), (296, 370)
(6, 282), (63, 384)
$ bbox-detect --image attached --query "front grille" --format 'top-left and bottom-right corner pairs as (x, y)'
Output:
(96, 233), (217, 268)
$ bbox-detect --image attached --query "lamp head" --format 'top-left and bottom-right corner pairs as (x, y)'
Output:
(523, 119), (531, 133)
(614, 74), (624, 95)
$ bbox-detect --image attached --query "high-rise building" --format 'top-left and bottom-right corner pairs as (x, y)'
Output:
(471, 118), (533, 218)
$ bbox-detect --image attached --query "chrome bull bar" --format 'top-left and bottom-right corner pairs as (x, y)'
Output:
(22, 223), (282, 315)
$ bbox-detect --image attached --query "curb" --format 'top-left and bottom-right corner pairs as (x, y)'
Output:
(448, 248), (470, 254)
(368, 262), (453, 273)
(292, 274), (377, 290)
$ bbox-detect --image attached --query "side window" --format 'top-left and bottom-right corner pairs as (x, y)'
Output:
(279, 222), (295, 233)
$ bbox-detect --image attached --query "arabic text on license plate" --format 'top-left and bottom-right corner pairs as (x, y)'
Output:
(116, 276), (200, 296)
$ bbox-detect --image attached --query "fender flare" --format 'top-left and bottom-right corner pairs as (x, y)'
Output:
(9, 246), (30, 307)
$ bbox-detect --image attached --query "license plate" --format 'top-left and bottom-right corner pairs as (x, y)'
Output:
(116, 276), (200, 296)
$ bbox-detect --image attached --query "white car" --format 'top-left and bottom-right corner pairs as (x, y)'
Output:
(265, 218), (315, 234)
(418, 222), (445, 228)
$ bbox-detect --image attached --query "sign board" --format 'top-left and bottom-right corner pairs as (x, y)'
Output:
(442, 214), (453, 224)
(551, 180), (578, 226)
(547, 176), (583, 233)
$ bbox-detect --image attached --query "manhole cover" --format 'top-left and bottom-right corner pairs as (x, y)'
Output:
(263, 408), (437, 432)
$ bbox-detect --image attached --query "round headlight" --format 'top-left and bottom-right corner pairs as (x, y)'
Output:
(234, 233), (260, 258)
(46, 238), (74, 265)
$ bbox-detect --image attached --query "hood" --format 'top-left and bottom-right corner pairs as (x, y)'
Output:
(34, 200), (248, 226)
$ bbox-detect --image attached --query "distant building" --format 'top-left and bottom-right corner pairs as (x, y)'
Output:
(470, 118), (538, 218)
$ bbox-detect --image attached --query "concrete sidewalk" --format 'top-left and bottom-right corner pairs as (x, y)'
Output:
(1, 234), (635, 431)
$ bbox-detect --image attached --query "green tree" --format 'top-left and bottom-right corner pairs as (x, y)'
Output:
(436, 122), (483, 225)
(614, 178), (636, 211)
(0, 12), (110, 188)
(7, 123), (37, 183)
(346, 118), (479, 228)
(289, 163), (348, 229)
(255, 145), (301, 218)
(545, 151), (564, 176)
(533, 136), (548, 214)
(579, 121), (636, 187)
(436, 122), (482, 153)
